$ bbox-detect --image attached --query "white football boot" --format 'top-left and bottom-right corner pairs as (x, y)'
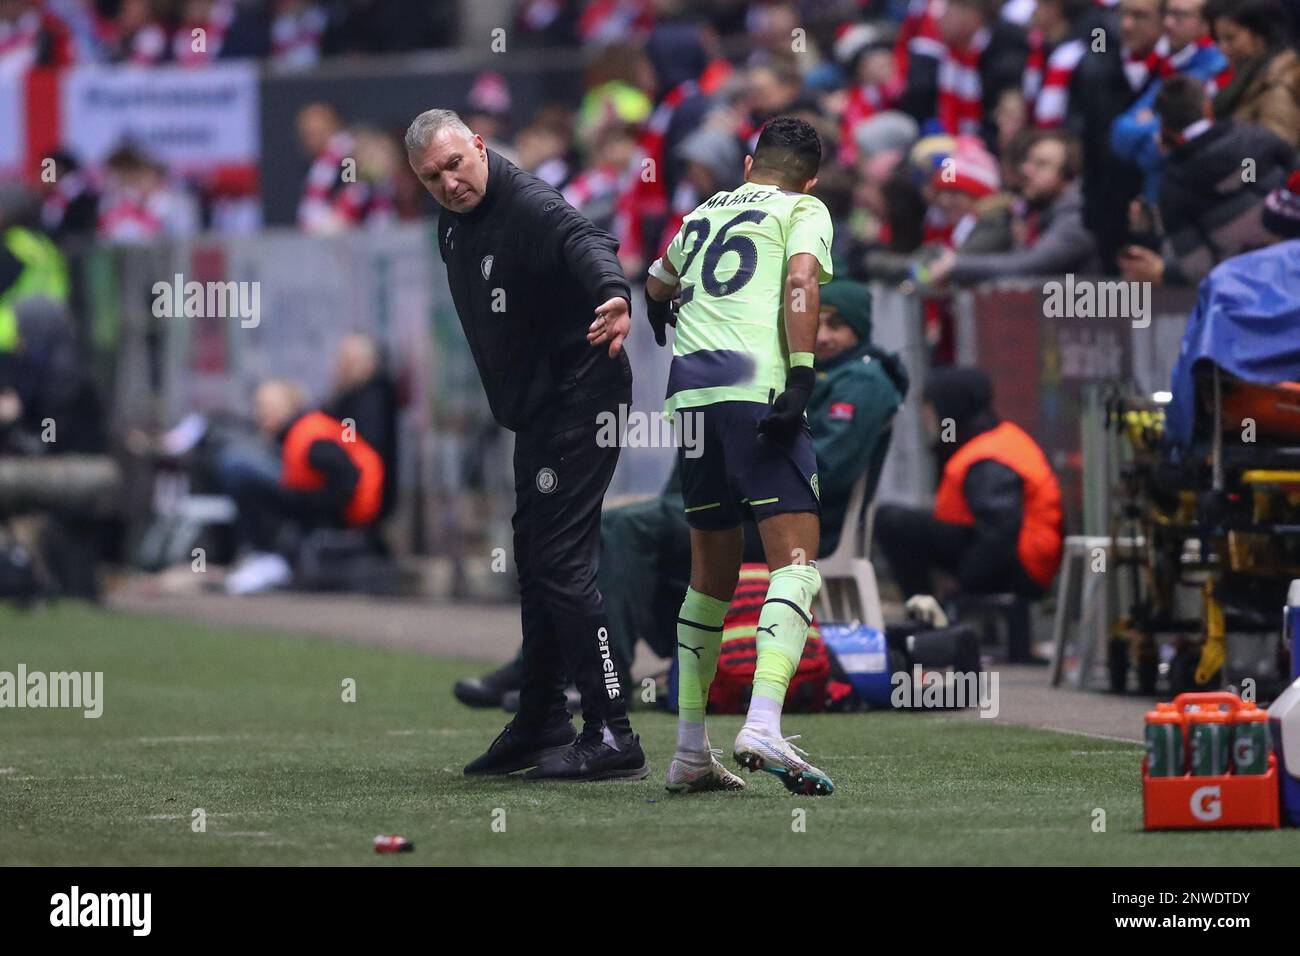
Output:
(733, 727), (834, 796)
(664, 748), (747, 794)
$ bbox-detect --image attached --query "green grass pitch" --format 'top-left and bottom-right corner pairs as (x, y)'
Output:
(2, 603), (1298, 865)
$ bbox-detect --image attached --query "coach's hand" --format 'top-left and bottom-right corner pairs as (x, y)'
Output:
(588, 296), (631, 358)
(645, 286), (677, 347)
(757, 365), (815, 441)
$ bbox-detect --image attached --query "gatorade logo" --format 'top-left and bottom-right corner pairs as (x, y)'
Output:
(1190, 785), (1223, 822)
(1233, 736), (1256, 766)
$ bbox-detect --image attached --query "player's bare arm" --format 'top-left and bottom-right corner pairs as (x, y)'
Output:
(756, 252), (822, 441)
(783, 251), (821, 356)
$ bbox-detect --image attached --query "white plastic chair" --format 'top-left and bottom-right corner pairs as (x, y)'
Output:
(813, 470), (886, 631)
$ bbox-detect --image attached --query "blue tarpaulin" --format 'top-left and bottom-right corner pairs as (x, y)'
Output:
(1166, 240), (1300, 448)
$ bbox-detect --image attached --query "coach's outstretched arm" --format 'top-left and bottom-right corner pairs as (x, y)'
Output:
(758, 252), (821, 439)
(534, 196), (632, 357)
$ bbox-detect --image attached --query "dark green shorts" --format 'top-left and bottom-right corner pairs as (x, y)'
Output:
(677, 401), (820, 531)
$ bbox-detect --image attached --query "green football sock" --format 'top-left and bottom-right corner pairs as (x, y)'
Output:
(751, 563), (822, 706)
(675, 587), (730, 725)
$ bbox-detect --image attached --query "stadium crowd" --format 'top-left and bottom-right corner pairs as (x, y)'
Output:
(11, 0), (1300, 274)
(0, 0), (457, 73)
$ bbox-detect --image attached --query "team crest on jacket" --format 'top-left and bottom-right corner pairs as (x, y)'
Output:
(481, 255), (494, 280)
(811, 473), (820, 500)
(536, 467), (557, 494)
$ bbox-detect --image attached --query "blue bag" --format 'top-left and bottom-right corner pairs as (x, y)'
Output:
(820, 622), (895, 709)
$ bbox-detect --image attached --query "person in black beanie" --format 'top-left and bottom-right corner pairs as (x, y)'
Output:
(874, 367), (1063, 604)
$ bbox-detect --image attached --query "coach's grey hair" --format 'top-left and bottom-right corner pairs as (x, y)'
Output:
(404, 109), (473, 155)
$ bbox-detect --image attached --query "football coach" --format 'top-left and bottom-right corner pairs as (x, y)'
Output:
(406, 108), (647, 782)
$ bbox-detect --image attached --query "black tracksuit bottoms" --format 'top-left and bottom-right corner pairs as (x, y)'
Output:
(512, 386), (632, 732)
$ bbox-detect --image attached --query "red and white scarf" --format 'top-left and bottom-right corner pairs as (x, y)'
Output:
(1024, 33), (1087, 127)
(298, 130), (354, 230)
(839, 84), (887, 164)
(897, 0), (945, 78)
(98, 191), (164, 242)
(1122, 35), (1169, 92)
(0, 10), (40, 78)
(937, 27), (991, 136)
(1160, 34), (1216, 77)
(271, 4), (326, 70)
(563, 164), (621, 212)
(612, 79), (695, 264)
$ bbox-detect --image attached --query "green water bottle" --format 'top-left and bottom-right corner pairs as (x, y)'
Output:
(1145, 703), (1184, 776)
(1189, 708), (1231, 775)
(1232, 702), (1270, 775)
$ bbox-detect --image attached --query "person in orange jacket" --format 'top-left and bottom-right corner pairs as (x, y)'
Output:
(875, 366), (1063, 602)
(223, 379), (384, 595)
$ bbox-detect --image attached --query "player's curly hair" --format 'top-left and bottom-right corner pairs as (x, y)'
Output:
(752, 116), (823, 186)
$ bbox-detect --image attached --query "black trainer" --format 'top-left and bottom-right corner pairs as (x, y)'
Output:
(463, 717), (576, 776)
(523, 723), (649, 782)
(453, 659), (525, 709)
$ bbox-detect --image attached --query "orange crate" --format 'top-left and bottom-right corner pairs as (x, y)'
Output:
(1142, 688), (1281, 830)
(1143, 754), (1280, 829)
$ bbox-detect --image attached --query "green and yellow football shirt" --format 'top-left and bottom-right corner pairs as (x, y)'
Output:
(661, 180), (833, 418)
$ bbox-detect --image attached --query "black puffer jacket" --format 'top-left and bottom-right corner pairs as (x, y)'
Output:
(438, 149), (633, 433)
(1159, 120), (1297, 284)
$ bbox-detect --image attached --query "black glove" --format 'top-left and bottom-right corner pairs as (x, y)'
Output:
(757, 364), (815, 440)
(645, 286), (677, 347)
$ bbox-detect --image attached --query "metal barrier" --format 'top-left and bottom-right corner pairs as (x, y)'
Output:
(950, 279), (1198, 533)
(70, 225), (1200, 555)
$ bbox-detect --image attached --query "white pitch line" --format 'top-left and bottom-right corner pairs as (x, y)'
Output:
(386, 728), (479, 736)
(140, 812), (259, 821)
(1039, 725), (1141, 745)
(134, 735), (250, 744)
(4, 774), (126, 782)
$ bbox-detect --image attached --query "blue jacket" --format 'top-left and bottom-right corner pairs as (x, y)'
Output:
(1110, 43), (1228, 202)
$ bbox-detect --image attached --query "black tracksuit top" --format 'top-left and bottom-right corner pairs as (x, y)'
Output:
(437, 149), (633, 433)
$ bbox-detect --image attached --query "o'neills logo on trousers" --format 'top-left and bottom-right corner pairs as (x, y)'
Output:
(597, 626), (621, 699)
